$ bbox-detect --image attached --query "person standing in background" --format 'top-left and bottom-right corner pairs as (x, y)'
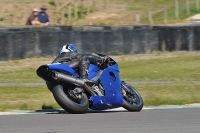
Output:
(26, 8), (41, 25)
(38, 6), (50, 26)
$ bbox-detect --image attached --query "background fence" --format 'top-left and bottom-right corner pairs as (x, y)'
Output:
(1, 0), (200, 26)
(0, 24), (200, 61)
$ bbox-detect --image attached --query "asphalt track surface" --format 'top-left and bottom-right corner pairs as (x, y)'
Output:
(0, 108), (200, 133)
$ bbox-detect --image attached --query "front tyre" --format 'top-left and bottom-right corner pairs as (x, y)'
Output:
(49, 84), (89, 114)
(121, 81), (143, 111)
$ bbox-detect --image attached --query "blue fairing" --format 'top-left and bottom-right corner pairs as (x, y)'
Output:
(90, 64), (123, 110)
(47, 63), (79, 77)
(48, 63), (123, 110)
(88, 64), (100, 80)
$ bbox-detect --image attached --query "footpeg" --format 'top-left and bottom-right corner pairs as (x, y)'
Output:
(74, 87), (83, 94)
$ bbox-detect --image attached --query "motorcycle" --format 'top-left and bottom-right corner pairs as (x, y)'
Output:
(36, 53), (143, 114)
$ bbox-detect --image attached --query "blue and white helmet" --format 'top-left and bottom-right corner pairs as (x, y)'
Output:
(60, 44), (77, 54)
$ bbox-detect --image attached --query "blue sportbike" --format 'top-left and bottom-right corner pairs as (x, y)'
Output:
(37, 54), (143, 114)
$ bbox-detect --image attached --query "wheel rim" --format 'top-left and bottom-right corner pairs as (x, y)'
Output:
(124, 89), (140, 105)
(121, 84), (141, 106)
(62, 85), (85, 105)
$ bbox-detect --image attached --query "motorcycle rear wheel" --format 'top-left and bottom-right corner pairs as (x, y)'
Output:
(121, 82), (143, 111)
(48, 84), (89, 114)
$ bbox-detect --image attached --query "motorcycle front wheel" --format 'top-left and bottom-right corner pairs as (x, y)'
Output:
(48, 83), (89, 114)
(121, 81), (143, 111)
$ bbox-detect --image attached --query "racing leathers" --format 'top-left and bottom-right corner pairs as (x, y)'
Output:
(52, 52), (102, 79)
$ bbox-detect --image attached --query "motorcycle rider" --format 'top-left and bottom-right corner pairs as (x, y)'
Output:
(52, 44), (104, 81)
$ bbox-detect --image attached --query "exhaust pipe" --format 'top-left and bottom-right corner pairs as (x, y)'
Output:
(52, 72), (96, 96)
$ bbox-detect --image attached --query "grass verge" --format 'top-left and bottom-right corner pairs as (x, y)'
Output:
(135, 83), (200, 106)
(0, 52), (200, 82)
(0, 86), (60, 111)
(0, 83), (200, 111)
(119, 53), (200, 81)
(0, 52), (200, 110)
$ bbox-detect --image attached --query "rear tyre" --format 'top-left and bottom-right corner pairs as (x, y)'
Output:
(49, 84), (89, 114)
(121, 82), (143, 111)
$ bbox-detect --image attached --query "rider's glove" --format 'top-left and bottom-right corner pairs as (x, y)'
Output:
(101, 56), (109, 63)
(98, 56), (109, 69)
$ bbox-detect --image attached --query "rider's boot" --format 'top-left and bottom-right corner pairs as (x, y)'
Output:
(80, 69), (90, 83)
(79, 57), (90, 83)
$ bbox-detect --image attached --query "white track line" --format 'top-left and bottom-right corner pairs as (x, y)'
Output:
(0, 108), (149, 115)
(0, 105), (200, 115)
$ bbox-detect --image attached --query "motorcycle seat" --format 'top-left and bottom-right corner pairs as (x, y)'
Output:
(65, 61), (79, 69)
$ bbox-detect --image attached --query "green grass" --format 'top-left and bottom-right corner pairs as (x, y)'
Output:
(0, 52), (200, 110)
(0, 86), (60, 111)
(150, 0), (200, 21)
(0, 52), (200, 82)
(0, 83), (199, 111)
(0, 68), (42, 82)
(0, 57), (53, 82)
(119, 54), (200, 81)
(124, 0), (200, 23)
(135, 83), (200, 106)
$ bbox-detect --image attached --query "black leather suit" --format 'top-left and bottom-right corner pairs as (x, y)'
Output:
(52, 52), (102, 79)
